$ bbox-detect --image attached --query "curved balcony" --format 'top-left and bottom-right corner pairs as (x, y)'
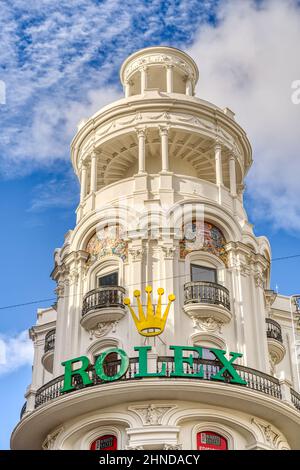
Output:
(291, 388), (300, 411)
(266, 318), (285, 365)
(183, 281), (232, 324)
(33, 356), (283, 409)
(13, 355), (300, 450)
(80, 286), (126, 331)
(41, 329), (55, 373)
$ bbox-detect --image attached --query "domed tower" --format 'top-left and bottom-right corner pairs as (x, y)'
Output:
(12, 47), (300, 450)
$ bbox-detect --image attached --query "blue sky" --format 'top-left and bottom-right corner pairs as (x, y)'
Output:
(1, 0), (300, 449)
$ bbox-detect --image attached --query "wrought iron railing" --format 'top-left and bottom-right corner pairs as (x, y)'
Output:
(34, 357), (140, 408)
(44, 329), (56, 353)
(157, 357), (282, 399)
(266, 318), (283, 343)
(20, 402), (27, 419)
(184, 281), (230, 311)
(82, 286), (126, 316)
(33, 355), (284, 410)
(291, 388), (300, 411)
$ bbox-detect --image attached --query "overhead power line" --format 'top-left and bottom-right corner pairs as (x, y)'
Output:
(0, 252), (299, 312)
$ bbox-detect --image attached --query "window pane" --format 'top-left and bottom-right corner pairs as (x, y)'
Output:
(197, 431), (228, 450)
(98, 271), (118, 286)
(90, 435), (117, 450)
(191, 264), (217, 283)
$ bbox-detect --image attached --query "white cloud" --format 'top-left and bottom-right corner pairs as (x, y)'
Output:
(0, 0), (214, 177)
(188, 0), (300, 231)
(28, 171), (79, 212)
(0, 330), (33, 376)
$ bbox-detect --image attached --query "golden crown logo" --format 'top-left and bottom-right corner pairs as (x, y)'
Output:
(124, 286), (176, 337)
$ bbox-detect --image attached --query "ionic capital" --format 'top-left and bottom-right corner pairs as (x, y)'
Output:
(159, 125), (169, 137)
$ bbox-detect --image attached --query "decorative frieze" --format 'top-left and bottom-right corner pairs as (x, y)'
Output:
(123, 53), (196, 82)
(163, 444), (183, 450)
(128, 404), (176, 426)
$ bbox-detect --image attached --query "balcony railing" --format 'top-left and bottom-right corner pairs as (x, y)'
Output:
(291, 388), (300, 411)
(33, 355), (284, 410)
(157, 357), (282, 399)
(20, 402), (27, 419)
(35, 357), (139, 408)
(184, 281), (230, 311)
(82, 286), (126, 317)
(44, 329), (55, 353)
(266, 318), (283, 343)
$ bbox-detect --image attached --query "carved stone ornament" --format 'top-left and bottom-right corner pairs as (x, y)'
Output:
(93, 111), (238, 158)
(125, 445), (144, 450)
(239, 262), (251, 277)
(128, 404), (176, 426)
(161, 246), (177, 259)
(124, 53), (196, 81)
(251, 418), (281, 448)
(69, 269), (79, 285)
(254, 272), (265, 289)
(129, 247), (144, 261)
(264, 289), (277, 309)
(55, 281), (65, 298)
(42, 427), (64, 450)
(89, 321), (118, 340)
(163, 444), (183, 450)
(192, 316), (223, 334)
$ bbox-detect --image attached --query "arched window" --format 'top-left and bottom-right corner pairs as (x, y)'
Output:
(197, 431), (228, 450)
(90, 434), (117, 450)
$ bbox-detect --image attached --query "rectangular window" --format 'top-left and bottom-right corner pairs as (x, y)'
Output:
(98, 271), (118, 287)
(191, 264), (217, 283)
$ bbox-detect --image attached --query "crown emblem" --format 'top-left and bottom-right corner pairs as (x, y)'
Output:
(124, 286), (176, 337)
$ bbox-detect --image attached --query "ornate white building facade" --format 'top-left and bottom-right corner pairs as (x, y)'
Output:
(11, 47), (300, 450)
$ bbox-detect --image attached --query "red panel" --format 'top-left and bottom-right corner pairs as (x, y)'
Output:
(197, 431), (228, 450)
(90, 435), (117, 451)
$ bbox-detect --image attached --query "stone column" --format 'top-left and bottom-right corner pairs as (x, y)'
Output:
(186, 78), (192, 96)
(80, 163), (87, 203)
(136, 128), (146, 173)
(166, 65), (173, 93)
(140, 67), (147, 94)
(229, 154), (237, 196)
(160, 127), (169, 172)
(90, 151), (98, 193)
(125, 81), (130, 98)
(215, 144), (223, 186)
